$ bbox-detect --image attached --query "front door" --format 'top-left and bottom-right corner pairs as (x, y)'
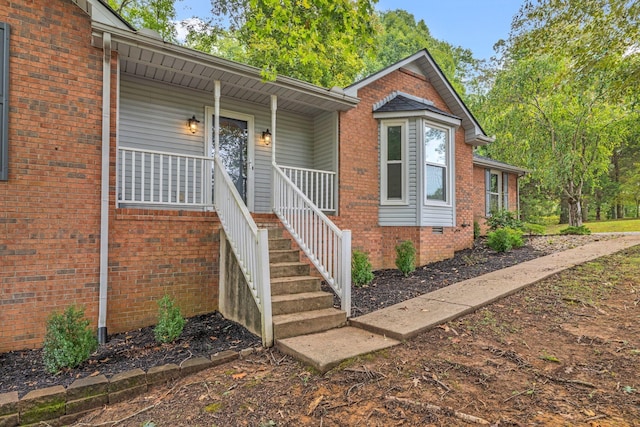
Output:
(206, 108), (255, 211)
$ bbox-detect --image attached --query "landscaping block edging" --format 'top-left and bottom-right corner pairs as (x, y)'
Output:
(0, 348), (254, 427)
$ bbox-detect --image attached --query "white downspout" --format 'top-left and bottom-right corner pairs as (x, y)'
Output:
(98, 32), (111, 344)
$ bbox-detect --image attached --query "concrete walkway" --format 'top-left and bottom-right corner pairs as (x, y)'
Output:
(276, 234), (640, 373)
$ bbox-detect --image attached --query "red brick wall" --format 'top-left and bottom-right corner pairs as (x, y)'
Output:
(472, 165), (521, 235)
(107, 210), (220, 334)
(337, 68), (475, 269)
(0, 1), (221, 352)
(0, 0), (104, 352)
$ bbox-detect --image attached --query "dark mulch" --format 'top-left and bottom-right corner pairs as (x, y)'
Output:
(0, 312), (261, 398)
(1, 238), (545, 399)
(346, 238), (544, 316)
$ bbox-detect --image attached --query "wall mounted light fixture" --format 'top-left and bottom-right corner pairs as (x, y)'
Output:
(262, 129), (272, 146)
(187, 115), (200, 134)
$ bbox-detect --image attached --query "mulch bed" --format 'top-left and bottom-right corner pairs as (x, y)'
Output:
(1, 236), (592, 398)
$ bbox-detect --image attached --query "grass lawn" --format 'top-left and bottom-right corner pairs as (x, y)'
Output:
(544, 217), (640, 234)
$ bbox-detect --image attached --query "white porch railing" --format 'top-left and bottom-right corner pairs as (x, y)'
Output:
(215, 157), (273, 347)
(280, 165), (336, 211)
(118, 147), (213, 207)
(273, 163), (351, 316)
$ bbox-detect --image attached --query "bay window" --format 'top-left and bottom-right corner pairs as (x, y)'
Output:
(381, 120), (407, 204)
(424, 124), (450, 203)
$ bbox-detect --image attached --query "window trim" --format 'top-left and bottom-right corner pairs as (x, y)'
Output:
(423, 120), (454, 206)
(485, 169), (509, 215)
(0, 22), (9, 181)
(380, 119), (408, 205)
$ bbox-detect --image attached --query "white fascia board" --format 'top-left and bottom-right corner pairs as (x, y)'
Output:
(91, 22), (360, 109)
(473, 158), (527, 175)
(373, 110), (461, 127)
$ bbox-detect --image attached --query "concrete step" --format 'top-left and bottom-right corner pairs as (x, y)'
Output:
(265, 227), (283, 239)
(270, 276), (322, 296)
(269, 249), (299, 263)
(276, 327), (400, 373)
(270, 262), (309, 278)
(273, 308), (347, 340)
(271, 291), (334, 315)
(268, 238), (291, 250)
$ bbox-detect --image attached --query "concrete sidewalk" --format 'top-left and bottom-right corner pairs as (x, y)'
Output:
(276, 235), (640, 373)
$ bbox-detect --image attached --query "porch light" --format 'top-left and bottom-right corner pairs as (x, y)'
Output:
(262, 129), (272, 146)
(187, 115), (200, 134)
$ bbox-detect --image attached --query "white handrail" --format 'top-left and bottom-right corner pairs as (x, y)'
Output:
(214, 157), (272, 347)
(279, 165), (336, 211)
(273, 163), (351, 316)
(118, 147), (212, 207)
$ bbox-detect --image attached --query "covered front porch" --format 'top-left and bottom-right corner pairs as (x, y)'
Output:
(94, 24), (356, 347)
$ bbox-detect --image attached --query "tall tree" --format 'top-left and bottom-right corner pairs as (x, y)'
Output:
(187, 0), (379, 87)
(108, 0), (180, 42)
(510, 0), (640, 98)
(483, 55), (629, 226)
(362, 10), (479, 96)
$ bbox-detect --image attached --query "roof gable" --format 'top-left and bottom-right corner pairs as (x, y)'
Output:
(345, 50), (493, 146)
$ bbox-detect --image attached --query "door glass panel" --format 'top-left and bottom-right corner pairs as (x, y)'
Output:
(213, 116), (248, 203)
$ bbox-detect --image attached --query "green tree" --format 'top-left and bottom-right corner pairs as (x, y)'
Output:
(108, 0), (180, 41)
(510, 0), (640, 98)
(187, 0), (379, 87)
(363, 9), (479, 96)
(483, 55), (629, 226)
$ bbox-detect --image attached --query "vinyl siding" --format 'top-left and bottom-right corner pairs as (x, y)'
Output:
(118, 75), (316, 213)
(313, 111), (337, 171)
(379, 118), (418, 226)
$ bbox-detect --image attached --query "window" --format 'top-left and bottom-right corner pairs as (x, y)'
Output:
(424, 124), (449, 203)
(381, 120), (407, 204)
(485, 170), (509, 215)
(0, 22), (9, 181)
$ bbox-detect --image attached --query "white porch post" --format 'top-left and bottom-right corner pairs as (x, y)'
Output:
(270, 95), (277, 164)
(214, 81), (221, 160)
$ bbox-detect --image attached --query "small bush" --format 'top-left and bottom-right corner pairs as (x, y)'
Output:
(486, 209), (524, 231)
(523, 223), (545, 236)
(487, 227), (524, 253)
(352, 250), (374, 287)
(43, 305), (98, 373)
(473, 221), (481, 240)
(154, 295), (186, 344)
(395, 240), (416, 277)
(559, 225), (591, 235)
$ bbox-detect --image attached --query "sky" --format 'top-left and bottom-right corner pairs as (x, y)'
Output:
(175, 0), (525, 61)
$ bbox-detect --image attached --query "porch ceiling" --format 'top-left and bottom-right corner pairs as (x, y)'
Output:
(92, 24), (359, 116)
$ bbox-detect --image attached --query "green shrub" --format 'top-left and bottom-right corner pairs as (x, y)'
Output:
(154, 295), (186, 344)
(487, 227), (524, 253)
(523, 222), (545, 236)
(559, 225), (591, 235)
(395, 240), (416, 277)
(43, 305), (98, 373)
(473, 221), (481, 240)
(352, 250), (374, 287)
(486, 209), (524, 231)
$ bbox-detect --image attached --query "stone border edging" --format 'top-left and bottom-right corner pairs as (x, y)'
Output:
(0, 347), (258, 427)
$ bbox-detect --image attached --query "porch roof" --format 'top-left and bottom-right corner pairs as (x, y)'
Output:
(90, 23), (360, 116)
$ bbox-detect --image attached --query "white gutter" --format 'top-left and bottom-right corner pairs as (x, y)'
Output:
(98, 32), (111, 344)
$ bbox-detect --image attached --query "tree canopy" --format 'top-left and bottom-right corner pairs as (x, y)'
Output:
(108, 0), (180, 42)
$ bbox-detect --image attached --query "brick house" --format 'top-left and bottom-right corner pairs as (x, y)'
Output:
(472, 154), (526, 234)
(1, 1), (506, 353)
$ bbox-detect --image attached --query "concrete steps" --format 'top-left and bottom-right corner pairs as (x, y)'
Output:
(256, 220), (347, 341)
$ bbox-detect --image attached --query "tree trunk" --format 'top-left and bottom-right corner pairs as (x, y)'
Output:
(617, 203), (624, 219)
(582, 203), (588, 222)
(595, 203), (601, 221)
(568, 199), (583, 227)
(560, 195), (569, 224)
